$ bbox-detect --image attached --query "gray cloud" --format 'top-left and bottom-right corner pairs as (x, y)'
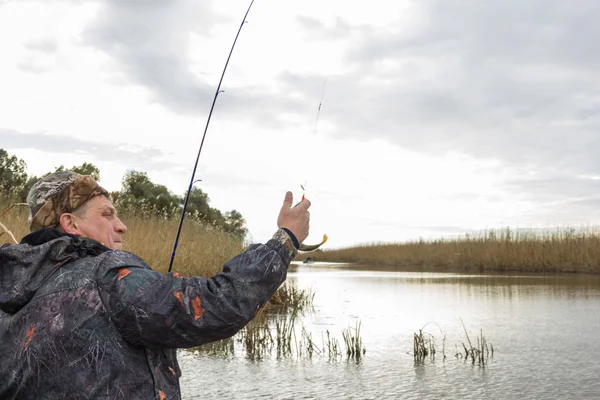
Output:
(294, 15), (355, 42)
(83, 0), (224, 114)
(17, 38), (60, 74)
(321, 1), (600, 172)
(24, 39), (58, 54)
(501, 174), (600, 221)
(82, 0), (310, 120)
(0, 128), (177, 171)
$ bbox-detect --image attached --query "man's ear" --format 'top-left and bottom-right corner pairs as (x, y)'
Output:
(59, 213), (83, 236)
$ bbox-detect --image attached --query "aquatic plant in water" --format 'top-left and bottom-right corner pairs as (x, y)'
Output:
(192, 311), (366, 362)
(413, 319), (492, 367)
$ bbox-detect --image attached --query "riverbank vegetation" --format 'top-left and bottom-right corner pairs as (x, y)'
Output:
(301, 227), (600, 274)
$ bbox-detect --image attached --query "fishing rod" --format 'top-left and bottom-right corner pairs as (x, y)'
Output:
(168, 0), (256, 273)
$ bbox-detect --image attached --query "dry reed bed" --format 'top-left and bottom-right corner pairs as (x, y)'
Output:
(306, 228), (600, 274)
(0, 200), (243, 277)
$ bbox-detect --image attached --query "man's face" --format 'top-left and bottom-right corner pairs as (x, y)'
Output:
(69, 195), (127, 250)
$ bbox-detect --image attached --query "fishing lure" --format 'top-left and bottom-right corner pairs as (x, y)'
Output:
(299, 233), (328, 252)
(298, 184), (328, 252)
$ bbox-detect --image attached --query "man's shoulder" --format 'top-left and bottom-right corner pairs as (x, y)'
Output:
(97, 249), (153, 271)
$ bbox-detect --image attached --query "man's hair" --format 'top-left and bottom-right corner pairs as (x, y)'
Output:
(71, 198), (93, 218)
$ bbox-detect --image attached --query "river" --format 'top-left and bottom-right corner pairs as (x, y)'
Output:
(178, 262), (600, 399)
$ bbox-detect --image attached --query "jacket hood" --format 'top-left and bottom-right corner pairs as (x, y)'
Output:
(0, 228), (109, 314)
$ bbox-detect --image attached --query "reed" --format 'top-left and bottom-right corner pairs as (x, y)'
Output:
(414, 320), (492, 367)
(303, 226), (600, 273)
(413, 322), (446, 364)
(456, 318), (492, 366)
(0, 201), (29, 245)
(269, 283), (315, 313)
(192, 313), (365, 362)
(342, 320), (366, 361)
(323, 330), (342, 360)
(274, 310), (298, 357)
(190, 337), (235, 357)
(299, 327), (321, 358)
(238, 312), (274, 360)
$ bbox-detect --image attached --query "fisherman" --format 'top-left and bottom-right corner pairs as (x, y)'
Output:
(0, 171), (310, 399)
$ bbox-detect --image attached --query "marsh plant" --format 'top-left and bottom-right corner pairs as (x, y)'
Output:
(270, 284), (315, 313)
(455, 318), (493, 366)
(194, 309), (366, 362)
(342, 321), (366, 361)
(413, 322), (446, 363)
(413, 319), (492, 367)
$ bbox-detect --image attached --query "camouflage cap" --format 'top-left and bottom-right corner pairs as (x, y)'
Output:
(27, 171), (109, 232)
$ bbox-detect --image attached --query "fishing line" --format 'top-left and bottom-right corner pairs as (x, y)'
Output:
(168, 0), (255, 273)
(302, 17), (340, 202)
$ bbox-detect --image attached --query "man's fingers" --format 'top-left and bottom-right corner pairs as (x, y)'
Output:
(295, 198), (311, 210)
(281, 191), (293, 212)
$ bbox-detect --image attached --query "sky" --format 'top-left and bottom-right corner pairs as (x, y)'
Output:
(1, 0), (600, 249)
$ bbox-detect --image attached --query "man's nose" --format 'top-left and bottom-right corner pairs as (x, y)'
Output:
(115, 217), (127, 234)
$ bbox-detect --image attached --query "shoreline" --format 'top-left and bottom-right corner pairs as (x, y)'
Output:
(294, 260), (600, 275)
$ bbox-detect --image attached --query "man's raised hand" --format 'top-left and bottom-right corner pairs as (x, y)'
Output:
(277, 191), (311, 244)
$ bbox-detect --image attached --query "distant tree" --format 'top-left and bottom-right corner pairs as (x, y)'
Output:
(54, 162), (101, 181)
(118, 171), (181, 217)
(0, 149), (28, 199)
(184, 188), (211, 220)
(223, 209), (248, 239)
(71, 162), (101, 181)
(115, 170), (248, 240)
(17, 175), (41, 202)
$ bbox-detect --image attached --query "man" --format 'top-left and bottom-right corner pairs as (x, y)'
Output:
(0, 171), (310, 399)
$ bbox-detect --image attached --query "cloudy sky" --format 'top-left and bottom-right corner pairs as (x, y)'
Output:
(2, 0), (600, 248)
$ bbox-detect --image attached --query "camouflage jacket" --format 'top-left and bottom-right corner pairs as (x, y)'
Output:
(0, 228), (296, 399)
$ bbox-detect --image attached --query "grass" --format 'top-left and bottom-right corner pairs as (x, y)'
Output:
(303, 226), (600, 274)
(269, 284), (315, 312)
(0, 202), (28, 245)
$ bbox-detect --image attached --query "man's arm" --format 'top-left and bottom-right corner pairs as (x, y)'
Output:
(97, 229), (297, 348)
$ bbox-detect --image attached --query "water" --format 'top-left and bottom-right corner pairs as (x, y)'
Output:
(179, 262), (600, 399)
